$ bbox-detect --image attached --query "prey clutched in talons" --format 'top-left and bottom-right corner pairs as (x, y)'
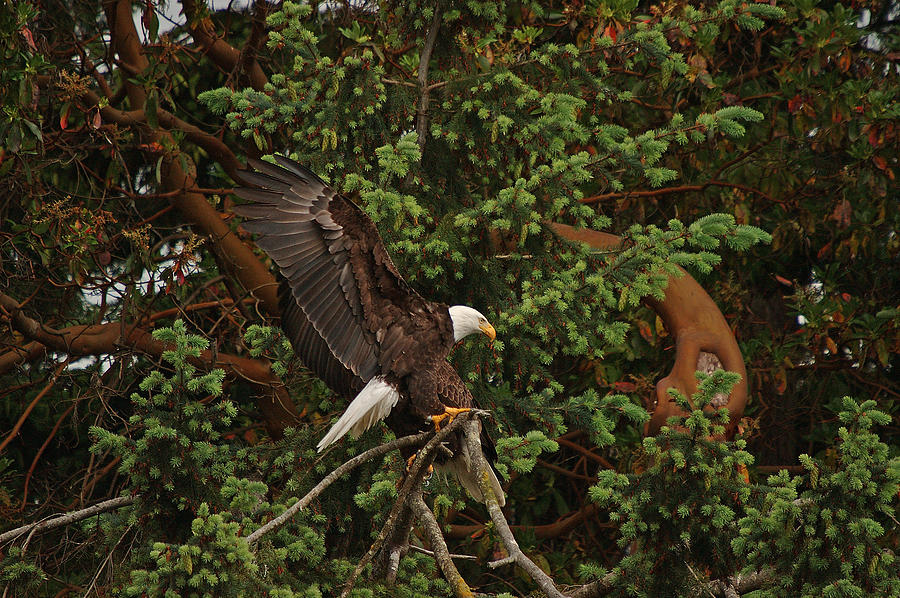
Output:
(428, 406), (472, 432)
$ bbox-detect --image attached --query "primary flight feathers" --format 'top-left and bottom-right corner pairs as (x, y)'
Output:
(233, 156), (505, 505)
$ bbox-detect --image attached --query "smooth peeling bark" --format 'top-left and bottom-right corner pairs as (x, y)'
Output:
(549, 222), (748, 438)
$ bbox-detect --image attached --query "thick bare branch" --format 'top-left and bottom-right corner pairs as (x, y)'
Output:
(0, 341), (46, 377)
(100, 0), (280, 318)
(549, 223), (748, 438)
(571, 568), (775, 598)
(461, 420), (568, 598)
(182, 0), (268, 91)
(0, 292), (274, 383)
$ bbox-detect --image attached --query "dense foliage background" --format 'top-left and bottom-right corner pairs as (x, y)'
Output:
(0, 1), (897, 596)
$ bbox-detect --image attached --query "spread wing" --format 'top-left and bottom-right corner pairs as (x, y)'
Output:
(233, 155), (454, 392)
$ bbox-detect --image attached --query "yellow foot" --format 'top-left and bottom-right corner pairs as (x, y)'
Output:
(406, 454), (433, 476)
(429, 407), (472, 432)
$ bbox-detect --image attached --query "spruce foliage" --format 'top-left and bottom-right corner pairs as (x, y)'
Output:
(0, 0), (897, 596)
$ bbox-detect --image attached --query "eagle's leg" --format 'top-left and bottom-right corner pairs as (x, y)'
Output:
(429, 406), (471, 431)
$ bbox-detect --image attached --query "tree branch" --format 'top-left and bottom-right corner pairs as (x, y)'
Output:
(182, 0), (268, 91)
(571, 568), (775, 597)
(0, 496), (136, 545)
(410, 489), (475, 598)
(415, 7), (442, 152)
(460, 420), (568, 598)
(0, 292), (274, 384)
(246, 429), (434, 544)
(579, 179), (781, 205)
(98, 0), (281, 322)
(340, 411), (479, 598)
(0, 291), (299, 436)
(73, 86), (242, 180)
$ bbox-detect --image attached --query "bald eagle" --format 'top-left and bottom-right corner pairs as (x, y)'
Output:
(233, 156), (505, 506)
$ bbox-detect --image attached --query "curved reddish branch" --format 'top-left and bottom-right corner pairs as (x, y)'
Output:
(0, 291), (297, 436)
(101, 0), (292, 432)
(182, 0), (269, 91)
(103, 2), (278, 316)
(549, 223), (748, 438)
(446, 503), (601, 540)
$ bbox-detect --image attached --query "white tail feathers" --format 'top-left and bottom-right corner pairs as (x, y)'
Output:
(316, 378), (505, 507)
(316, 377), (399, 452)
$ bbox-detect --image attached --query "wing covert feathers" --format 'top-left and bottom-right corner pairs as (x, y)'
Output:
(316, 376), (399, 452)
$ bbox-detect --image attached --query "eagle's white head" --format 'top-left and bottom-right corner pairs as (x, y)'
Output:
(448, 305), (496, 343)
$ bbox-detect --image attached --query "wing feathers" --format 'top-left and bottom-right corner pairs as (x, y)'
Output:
(237, 170), (294, 193)
(234, 156), (452, 400)
(437, 452), (506, 507)
(316, 376), (400, 452)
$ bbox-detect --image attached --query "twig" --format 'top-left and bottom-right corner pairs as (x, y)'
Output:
(21, 403), (77, 509)
(686, 562), (718, 598)
(409, 543), (477, 561)
(0, 496), (136, 544)
(0, 361), (68, 453)
(487, 554), (517, 569)
(246, 430), (433, 544)
(80, 523), (134, 598)
(556, 438), (615, 469)
(461, 420), (568, 598)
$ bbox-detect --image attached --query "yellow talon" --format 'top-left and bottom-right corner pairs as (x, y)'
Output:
(429, 407), (471, 431)
(406, 454), (433, 476)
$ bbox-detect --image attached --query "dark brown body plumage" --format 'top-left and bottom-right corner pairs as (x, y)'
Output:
(233, 157), (502, 503)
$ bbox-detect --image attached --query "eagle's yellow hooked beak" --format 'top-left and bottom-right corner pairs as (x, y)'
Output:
(480, 322), (496, 341)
